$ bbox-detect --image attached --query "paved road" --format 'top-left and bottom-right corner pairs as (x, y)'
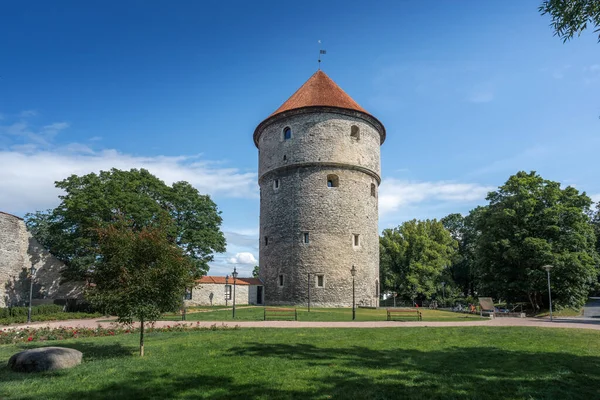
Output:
(4, 317), (600, 331)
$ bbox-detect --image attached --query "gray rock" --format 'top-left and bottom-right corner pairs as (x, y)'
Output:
(8, 347), (82, 372)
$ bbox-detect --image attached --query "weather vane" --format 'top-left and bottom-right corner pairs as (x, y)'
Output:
(318, 40), (326, 70)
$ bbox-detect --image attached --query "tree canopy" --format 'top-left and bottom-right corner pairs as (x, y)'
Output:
(26, 168), (226, 281)
(87, 216), (194, 356)
(380, 219), (457, 302)
(539, 0), (600, 42)
(475, 171), (598, 309)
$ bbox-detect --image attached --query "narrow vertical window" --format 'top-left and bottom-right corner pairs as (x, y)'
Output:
(283, 154), (287, 161)
(273, 179), (280, 190)
(317, 275), (324, 287)
(350, 125), (360, 140)
(326, 174), (339, 188)
(264, 236), (268, 246)
(279, 274), (284, 287)
(303, 232), (309, 244)
(353, 234), (360, 247)
(283, 127), (292, 140)
(225, 285), (232, 300)
(371, 183), (376, 197)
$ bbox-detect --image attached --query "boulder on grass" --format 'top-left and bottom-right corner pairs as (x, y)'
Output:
(8, 347), (82, 372)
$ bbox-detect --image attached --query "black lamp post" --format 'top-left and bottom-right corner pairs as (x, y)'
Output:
(307, 273), (312, 312)
(232, 267), (238, 318)
(27, 265), (36, 324)
(441, 281), (446, 308)
(542, 265), (554, 322)
(350, 265), (356, 321)
(225, 275), (229, 307)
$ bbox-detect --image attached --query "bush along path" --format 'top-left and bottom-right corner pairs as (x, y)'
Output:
(0, 322), (239, 345)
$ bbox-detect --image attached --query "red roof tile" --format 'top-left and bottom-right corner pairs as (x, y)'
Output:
(270, 70), (371, 117)
(197, 276), (262, 285)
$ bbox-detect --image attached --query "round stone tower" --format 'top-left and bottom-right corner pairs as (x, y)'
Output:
(254, 70), (385, 307)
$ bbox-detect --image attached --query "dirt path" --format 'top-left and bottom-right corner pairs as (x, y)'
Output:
(4, 317), (600, 331)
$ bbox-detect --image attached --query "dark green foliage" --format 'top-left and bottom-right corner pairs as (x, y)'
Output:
(539, 0), (600, 42)
(252, 265), (259, 278)
(25, 168), (226, 281)
(0, 304), (63, 319)
(87, 217), (195, 326)
(475, 171), (599, 309)
(380, 219), (457, 301)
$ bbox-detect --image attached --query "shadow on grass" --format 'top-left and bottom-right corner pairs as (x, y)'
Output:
(2, 343), (600, 399)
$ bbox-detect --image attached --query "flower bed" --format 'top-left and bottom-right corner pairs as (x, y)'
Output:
(0, 322), (239, 345)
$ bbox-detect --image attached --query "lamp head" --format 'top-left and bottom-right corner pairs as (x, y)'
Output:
(350, 265), (356, 277)
(225, 274), (229, 284)
(232, 267), (238, 279)
(542, 265), (554, 272)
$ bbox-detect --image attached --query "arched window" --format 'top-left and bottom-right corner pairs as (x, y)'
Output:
(283, 127), (292, 140)
(371, 183), (376, 197)
(327, 174), (339, 188)
(350, 125), (360, 140)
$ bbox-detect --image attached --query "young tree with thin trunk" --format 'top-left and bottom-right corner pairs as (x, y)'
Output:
(87, 216), (194, 356)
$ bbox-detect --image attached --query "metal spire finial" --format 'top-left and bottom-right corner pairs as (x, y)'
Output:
(318, 40), (326, 70)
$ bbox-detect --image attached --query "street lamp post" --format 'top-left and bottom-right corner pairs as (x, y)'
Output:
(351, 265), (356, 321)
(307, 272), (311, 312)
(441, 282), (446, 308)
(232, 267), (238, 319)
(225, 275), (229, 307)
(542, 265), (554, 322)
(27, 266), (36, 324)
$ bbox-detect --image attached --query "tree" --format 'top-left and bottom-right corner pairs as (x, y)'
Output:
(441, 209), (484, 297)
(87, 216), (194, 356)
(252, 265), (260, 278)
(475, 171), (599, 310)
(539, 0), (600, 42)
(25, 168), (226, 281)
(380, 219), (458, 302)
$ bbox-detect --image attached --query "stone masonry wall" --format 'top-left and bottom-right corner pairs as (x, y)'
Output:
(257, 111), (382, 307)
(185, 283), (263, 306)
(0, 212), (83, 308)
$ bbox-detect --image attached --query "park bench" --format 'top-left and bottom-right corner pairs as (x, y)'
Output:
(386, 308), (422, 321)
(263, 307), (297, 321)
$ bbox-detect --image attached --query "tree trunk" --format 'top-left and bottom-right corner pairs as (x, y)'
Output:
(140, 317), (145, 357)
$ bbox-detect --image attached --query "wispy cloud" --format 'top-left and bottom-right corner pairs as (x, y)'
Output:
(19, 110), (38, 118)
(379, 178), (493, 216)
(466, 83), (495, 103)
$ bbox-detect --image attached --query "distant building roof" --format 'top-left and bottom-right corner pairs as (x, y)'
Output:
(270, 70), (371, 118)
(197, 276), (263, 286)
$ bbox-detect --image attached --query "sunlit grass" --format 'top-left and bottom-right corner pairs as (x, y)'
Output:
(1, 327), (599, 399)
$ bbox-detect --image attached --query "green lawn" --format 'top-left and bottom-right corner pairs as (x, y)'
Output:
(161, 306), (483, 322)
(2, 327), (600, 399)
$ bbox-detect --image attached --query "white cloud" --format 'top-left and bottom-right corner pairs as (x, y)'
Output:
(379, 178), (493, 215)
(0, 148), (258, 215)
(227, 252), (257, 265)
(590, 193), (600, 204)
(19, 110), (38, 118)
(467, 87), (494, 103)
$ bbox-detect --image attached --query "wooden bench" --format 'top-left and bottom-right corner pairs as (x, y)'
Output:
(264, 307), (297, 321)
(387, 308), (422, 321)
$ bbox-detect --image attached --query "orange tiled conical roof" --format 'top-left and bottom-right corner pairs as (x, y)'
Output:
(270, 70), (370, 117)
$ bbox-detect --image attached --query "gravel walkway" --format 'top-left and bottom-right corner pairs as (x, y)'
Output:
(5, 317), (600, 331)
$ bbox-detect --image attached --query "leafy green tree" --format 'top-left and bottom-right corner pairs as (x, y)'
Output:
(26, 168), (226, 281)
(539, 0), (600, 42)
(380, 219), (457, 302)
(252, 265), (260, 278)
(441, 209), (484, 297)
(87, 216), (194, 356)
(475, 171), (598, 310)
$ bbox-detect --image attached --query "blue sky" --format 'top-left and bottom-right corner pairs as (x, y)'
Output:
(1, 1), (598, 276)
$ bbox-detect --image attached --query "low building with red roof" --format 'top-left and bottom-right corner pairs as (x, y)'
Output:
(185, 275), (264, 306)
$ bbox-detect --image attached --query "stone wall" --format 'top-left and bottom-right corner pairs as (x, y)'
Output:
(185, 283), (263, 306)
(257, 111), (382, 307)
(0, 212), (83, 308)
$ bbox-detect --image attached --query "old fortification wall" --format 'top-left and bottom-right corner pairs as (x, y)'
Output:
(0, 212), (83, 308)
(258, 111), (381, 307)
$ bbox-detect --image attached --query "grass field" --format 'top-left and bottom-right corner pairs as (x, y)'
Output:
(2, 327), (599, 399)
(161, 306), (484, 322)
